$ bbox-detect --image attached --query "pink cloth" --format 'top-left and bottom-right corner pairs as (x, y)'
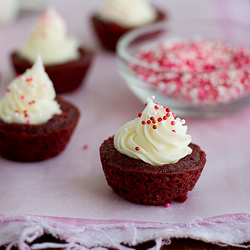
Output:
(1, 214), (250, 249)
(0, 0), (250, 249)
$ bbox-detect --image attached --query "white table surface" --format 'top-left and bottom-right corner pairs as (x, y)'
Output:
(1, 0), (250, 248)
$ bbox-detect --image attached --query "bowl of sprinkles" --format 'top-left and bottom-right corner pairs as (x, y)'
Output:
(117, 21), (250, 118)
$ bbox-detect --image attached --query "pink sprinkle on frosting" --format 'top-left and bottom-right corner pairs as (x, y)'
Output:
(26, 78), (33, 82)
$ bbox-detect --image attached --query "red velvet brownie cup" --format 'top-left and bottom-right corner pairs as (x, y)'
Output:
(11, 7), (93, 94)
(91, 0), (165, 52)
(0, 55), (80, 162)
(100, 96), (206, 206)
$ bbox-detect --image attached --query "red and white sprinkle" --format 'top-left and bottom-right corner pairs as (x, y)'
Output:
(130, 39), (250, 104)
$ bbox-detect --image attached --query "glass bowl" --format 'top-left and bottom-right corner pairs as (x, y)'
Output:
(117, 21), (250, 118)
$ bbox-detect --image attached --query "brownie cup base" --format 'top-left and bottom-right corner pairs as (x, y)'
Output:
(11, 47), (93, 94)
(100, 136), (206, 206)
(0, 98), (80, 162)
(91, 9), (165, 52)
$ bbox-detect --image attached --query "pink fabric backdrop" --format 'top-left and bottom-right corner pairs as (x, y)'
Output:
(0, 0), (250, 249)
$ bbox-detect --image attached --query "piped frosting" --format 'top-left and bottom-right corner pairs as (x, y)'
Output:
(114, 96), (192, 166)
(18, 7), (79, 66)
(98, 0), (157, 28)
(0, 55), (62, 125)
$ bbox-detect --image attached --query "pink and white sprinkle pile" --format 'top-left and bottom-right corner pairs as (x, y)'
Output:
(130, 39), (250, 104)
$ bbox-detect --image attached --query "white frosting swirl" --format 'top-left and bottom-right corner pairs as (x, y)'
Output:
(0, 55), (62, 125)
(98, 0), (157, 28)
(114, 96), (192, 166)
(18, 7), (80, 66)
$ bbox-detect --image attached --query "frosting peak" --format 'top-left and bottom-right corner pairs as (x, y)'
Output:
(98, 0), (157, 28)
(18, 7), (79, 66)
(0, 55), (62, 125)
(114, 96), (192, 166)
